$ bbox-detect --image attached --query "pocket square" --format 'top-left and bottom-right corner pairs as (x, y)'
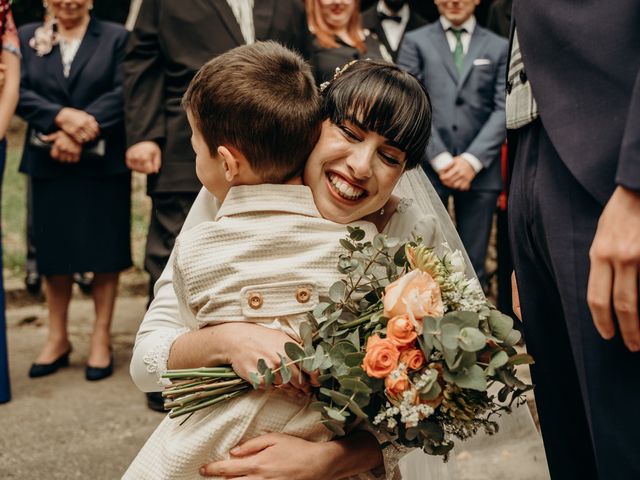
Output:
(473, 58), (491, 66)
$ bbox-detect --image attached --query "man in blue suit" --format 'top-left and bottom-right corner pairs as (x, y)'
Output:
(397, 0), (507, 288)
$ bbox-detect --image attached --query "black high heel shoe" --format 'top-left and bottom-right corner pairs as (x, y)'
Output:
(29, 347), (72, 378)
(85, 352), (114, 381)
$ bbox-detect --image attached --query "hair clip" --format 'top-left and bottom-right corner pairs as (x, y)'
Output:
(319, 60), (359, 93)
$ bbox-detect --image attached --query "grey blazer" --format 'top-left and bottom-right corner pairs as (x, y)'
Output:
(398, 22), (508, 191)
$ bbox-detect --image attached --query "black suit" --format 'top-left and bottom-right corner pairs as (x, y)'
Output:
(361, 5), (427, 62)
(508, 2), (640, 479)
(123, 0), (310, 297)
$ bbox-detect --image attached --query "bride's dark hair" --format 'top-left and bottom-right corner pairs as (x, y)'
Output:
(321, 60), (432, 169)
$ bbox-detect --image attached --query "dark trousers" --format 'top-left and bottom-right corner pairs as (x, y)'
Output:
(144, 192), (198, 303)
(508, 120), (640, 479)
(434, 187), (498, 287)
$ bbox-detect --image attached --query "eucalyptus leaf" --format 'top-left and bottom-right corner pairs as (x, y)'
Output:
(312, 302), (331, 320)
(452, 365), (487, 391)
(324, 406), (348, 422)
(394, 243), (408, 267)
(340, 239), (357, 252)
(257, 359), (268, 375)
(248, 372), (261, 389)
(300, 322), (314, 348)
(263, 368), (275, 388)
(330, 341), (359, 365)
(489, 350), (509, 370)
(503, 329), (522, 347)
(309, 401), (326, 412)
(350, 227), (366, 241)
(442, 311), (480, 329)
(320, 388), (351, 406)
(441, 323), (460, 350)
(346, 328), (361, 350)
(279, 354), (292, 384)
(284, 342), (305, 362)
(329, 281), (347, 303)
(345, 352), (365, 367)
(458, 327), (487, 352)
(488, 311), (514, 341)
(322, 420), (346, 436)
(347, 400), (368, 419)
(311, 345), (326, 371)
(507, 353), (535, 366)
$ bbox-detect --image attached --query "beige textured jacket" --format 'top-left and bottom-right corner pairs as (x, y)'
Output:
(173, 184), (377, 336)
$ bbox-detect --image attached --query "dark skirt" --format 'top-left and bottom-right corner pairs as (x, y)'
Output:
(32, 173), (132, 275)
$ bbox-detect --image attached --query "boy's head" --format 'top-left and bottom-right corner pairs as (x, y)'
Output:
(182, 41), (321, 200)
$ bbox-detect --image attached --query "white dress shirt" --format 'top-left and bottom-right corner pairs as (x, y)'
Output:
(227, 0), (255, 44)
(376, 0), (410, 51)
(429, 15), (483, 175)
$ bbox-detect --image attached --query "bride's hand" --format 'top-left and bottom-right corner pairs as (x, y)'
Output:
(199, 433), (338, 479)
(215, 323), (311, 394)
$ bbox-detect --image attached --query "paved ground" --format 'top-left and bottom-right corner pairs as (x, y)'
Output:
(0, 285), (550, 479)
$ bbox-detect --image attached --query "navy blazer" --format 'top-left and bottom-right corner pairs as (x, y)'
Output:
(17, 17), (129, 179)
(398, 22), (508, 191)
(514, 1), (640, 205)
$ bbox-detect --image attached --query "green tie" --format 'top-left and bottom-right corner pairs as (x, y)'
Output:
(451, 28), (464, 74)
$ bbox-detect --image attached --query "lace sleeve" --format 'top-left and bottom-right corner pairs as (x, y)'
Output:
(142, 326), (190, 386)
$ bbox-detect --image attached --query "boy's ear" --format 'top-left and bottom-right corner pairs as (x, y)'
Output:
(218, 146), (240, 182)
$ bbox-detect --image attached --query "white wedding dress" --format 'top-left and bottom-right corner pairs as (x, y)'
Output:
(128, 168), (547, 480)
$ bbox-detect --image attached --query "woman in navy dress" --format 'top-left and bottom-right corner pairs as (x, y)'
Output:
(17, 0), (131, 381)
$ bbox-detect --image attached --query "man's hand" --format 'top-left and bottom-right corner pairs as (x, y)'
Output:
(55, 107), (100, 144)
(587, 186), (640, 352)
(199, 433), (339, 479)
(42, 131), (82, 163)
(439, 155), (477, 191)
(126, 141), (162, 174)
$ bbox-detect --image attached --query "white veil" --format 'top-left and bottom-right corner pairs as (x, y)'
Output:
(389, 168), (546, 479)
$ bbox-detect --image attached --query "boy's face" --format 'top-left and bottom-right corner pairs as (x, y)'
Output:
(303, 120), (406, 224)
(187, 111), (230, 201)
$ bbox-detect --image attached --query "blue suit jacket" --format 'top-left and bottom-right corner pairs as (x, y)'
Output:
(17, 17), (129, 178)
(398, 21), (508, 191)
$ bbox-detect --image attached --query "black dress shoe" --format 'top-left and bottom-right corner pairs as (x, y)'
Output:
(74, 272), (93, 295)
(85, 354), (114, 381)
(25, 271), (42, 296)
(29, 348), (71, 378)
(146, 392), (166, 412)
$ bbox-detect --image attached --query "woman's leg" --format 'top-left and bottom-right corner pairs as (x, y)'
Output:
(88, 272), (119, 367)
(36, 275), (73, 363)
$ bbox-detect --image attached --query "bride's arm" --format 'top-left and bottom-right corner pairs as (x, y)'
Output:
(129, 187), (220, 391)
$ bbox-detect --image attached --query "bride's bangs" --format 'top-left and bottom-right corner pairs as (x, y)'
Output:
(322, 61), (432, 168)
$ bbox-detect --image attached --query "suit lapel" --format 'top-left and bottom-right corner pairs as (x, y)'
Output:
(253, 0), (275, 41)
(458, 28), (488, 88)
(431, 26), (458, 83)
(209, 0), (245, 46)
(66, 17), (101, 91)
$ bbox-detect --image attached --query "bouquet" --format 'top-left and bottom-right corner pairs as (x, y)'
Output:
(163, 228), (533, 457)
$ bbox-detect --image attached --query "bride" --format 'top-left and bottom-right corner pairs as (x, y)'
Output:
(130, 59), (542, 479)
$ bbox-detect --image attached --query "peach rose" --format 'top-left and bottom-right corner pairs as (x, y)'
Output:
(400, 348), (425, 371)
(383, 269), (444, 333)
(362, 335), (400, 379)
(385, 372), (410, 398)
(386, 315), (417, 349)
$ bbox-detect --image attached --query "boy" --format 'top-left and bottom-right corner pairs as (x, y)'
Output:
(125, 41), (377, 479)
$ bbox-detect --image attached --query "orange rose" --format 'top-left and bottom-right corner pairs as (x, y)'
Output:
(383, 270), (444, 333)
(362, 335), (400, 379)
(400, 348), (425, 371)
(385, 372), (410, 398)
(386, 315), (417, 349)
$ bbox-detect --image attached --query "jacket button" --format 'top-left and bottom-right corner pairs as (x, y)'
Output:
(519, 70), (527, 83)
(455, 97), (464, 106)
(296, 287), (311, 303)
(452, 125), (458, 131)
(248, 292), (263, 309)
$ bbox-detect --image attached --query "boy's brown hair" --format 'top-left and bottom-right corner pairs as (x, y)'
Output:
(183, 41), (321, 183)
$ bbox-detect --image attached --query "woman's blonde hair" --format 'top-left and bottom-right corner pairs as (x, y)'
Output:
(305, 0), (366, 54)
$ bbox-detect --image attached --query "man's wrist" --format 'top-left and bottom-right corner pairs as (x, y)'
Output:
(460, 152), (483, 173)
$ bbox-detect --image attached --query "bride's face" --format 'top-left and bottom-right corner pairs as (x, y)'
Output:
(304, 120), (407, 224)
